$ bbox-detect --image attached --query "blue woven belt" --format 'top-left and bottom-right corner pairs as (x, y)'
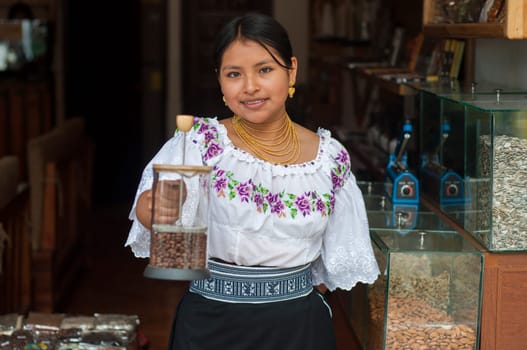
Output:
(189, 260), (313, 303)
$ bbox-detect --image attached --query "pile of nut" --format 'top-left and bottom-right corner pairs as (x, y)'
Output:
(0, 313), (140, 350)
(388, 255), (450, 311)
(477, 134), (527, 250)
(366, 254), (479, 350)
(389, 271), (450, 311)
(150, 228), (207, 269)
(368, 293), (477, 350)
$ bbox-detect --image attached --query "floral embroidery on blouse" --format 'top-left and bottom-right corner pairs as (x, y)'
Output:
(331, 148), (351, 190)
(191, 117), (223, 161)
(212, 166), (335, 219)
(191, 117), (353, 219)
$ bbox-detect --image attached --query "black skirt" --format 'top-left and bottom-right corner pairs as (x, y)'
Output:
(168, 289), (337, 350)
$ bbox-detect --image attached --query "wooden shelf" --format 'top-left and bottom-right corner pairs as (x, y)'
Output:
(423, 0), (527, 39)
(424, 23), (509, 38)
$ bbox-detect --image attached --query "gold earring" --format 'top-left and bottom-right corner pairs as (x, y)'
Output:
(288, 82), (296, 98)
(222, 96), (227, 106)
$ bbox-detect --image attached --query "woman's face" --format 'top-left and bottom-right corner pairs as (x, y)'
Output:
(218, 39), (297, 124)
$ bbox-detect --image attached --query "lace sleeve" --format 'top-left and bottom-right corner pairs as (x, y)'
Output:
(311, 139), (380, 290)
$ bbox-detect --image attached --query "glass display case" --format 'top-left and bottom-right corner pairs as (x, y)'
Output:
(359, 181), (453, 232)
(407, 82), (527, 251)
(350, 228), (484, 350)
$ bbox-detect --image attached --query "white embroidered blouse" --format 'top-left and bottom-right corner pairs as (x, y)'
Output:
(126, 117), (379, 291)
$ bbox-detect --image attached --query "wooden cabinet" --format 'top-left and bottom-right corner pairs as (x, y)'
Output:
(480, 253), (527, 350)
(423, 0), (527, 39)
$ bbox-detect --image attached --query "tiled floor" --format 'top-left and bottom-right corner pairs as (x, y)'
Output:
(61, 203), (360, 350)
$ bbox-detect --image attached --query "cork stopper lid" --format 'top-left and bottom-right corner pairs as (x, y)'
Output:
(176, 114), (194, 132)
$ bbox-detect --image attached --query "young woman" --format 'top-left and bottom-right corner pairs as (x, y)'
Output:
(126, 13), (379, 349)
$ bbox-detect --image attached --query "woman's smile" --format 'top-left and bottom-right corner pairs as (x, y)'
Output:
(241, 98), (267, 109)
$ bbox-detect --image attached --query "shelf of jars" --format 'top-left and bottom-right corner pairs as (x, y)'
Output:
(404, 80), (527, 350)
(423, 0), (527, 39)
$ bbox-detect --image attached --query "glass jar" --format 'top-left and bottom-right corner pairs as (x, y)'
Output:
(144, 164), (213, 280)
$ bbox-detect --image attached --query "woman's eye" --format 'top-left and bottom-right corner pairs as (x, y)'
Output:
(260, 67), (273, 74)
(226, 71), (240, 78)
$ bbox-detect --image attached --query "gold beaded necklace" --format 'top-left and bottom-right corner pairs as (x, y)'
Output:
(232, 113), (301, 164)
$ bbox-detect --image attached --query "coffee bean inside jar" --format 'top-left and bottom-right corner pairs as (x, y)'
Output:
(150, 224), (207, 269)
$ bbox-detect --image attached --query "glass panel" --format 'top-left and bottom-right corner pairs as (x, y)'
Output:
(362, 231), (483, 350)
(414, 82), (527, 251)
(466, 103), (527, 251)
(373, 229), (476, 252)
(385, 251), (481, 350)
(367, 239), (388, 350)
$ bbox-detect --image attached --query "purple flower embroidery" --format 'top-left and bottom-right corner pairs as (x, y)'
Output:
(270, 201), (285, 215)
(265, 192), (279, 204)
(211, 161), (341, 219)
(205, 142), (222, 160)
(254, 193), (264, 208)
(192, 119), (224, 161)
(331, 171), (344, 189)
(236, 181), (252, 202)
(214, 175), (227, 192)
(315, 198), (326, 213)
(266, 193), (284, 214)
(329, 193), (336, 212)
(204, 131), (215, 142)
(336, 149), (350, 165)
(197, 122), (209, 134)
(212, 170), (338, 217)
(295, 194), (312, 217)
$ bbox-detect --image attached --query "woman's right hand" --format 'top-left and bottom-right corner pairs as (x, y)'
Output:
(136, 180), (186, 229)
(153, 180), (185, 224)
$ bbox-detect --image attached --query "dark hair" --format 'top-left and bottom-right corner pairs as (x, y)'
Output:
(212, 13), (294, 75)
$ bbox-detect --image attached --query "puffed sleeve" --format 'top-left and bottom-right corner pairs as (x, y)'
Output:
(125, 117), (223, 257)
(311, 138), (380, 291)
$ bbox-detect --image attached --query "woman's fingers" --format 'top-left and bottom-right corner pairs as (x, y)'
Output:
(154, 208), (180, 224)
(152, 180), (186, 224)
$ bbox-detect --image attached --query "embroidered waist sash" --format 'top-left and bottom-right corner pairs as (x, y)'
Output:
(189, 260), (313, 303)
